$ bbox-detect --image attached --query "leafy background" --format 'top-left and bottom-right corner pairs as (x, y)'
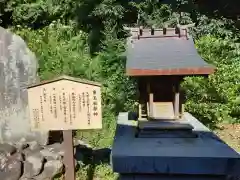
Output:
(1, 0), (240, 179)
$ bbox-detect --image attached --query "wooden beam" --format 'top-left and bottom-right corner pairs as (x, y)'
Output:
(174, 81), (180, 119)
(147, 102), (149, 117)
(138, 103), (142, 119)
(147, 82), (153, 118)
(149, 93), (154, 118)
(126, 67), (215, 76)
(63, 130), (75, 180)
(181, 104), (185, 118)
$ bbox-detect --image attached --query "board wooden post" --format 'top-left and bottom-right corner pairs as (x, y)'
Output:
(63, 130), (75, 180)
(26, 75), (102, 180)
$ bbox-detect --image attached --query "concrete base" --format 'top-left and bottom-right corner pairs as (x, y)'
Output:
(118, 174), (228, 180)
(111, 112), (240, 176)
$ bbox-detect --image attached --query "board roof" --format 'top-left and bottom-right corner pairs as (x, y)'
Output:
(27, 75), (101, 89)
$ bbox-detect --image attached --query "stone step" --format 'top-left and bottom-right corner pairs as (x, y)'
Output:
(137, 130), (197, 138)
(138, 121), (194, 131)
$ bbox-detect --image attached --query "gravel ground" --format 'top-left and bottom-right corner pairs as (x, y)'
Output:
(214, 123), (240, 152)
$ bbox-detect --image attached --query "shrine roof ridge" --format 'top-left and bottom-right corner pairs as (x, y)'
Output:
(129, 27), (189, 40)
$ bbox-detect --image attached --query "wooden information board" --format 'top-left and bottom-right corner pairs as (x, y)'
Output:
(27, 75), (102, 180)
(27, 75), (102, 131)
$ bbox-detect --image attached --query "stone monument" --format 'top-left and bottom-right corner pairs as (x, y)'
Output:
(0, 26), (48, 145)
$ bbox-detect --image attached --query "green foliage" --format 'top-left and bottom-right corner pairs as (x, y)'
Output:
(12, 2), (48, 27)
(13, 20), (89, 79)
(13, 18), (137, 143)
(191, 15), (240, 40)
(13, 19), (137, 178)
(97, 29), (137, 113)
(130, 0), (192, 27)
(75, 0), (130, 54)
(182, 35), (240, 126)
(1, 0), (76, 27)
(129, 1), (240, 126)
(2, 0), (240, 178)
(76, 163), (118, 180)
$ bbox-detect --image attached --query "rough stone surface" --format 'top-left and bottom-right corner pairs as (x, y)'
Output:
(22, 148), (41, 158)
(11, 152), (24, 162)
(0, 142), (75, 180)
(22, 142), (43, 157)
(0, 26), (48, 145)
(0, 158), (22, 180)
(28, 141), (41, 151)
(40, 149), (62, 161)
(15, 138), (29, 150)
(22, 153), (44, 178)
(0, 143), (16, 155)
(0, 152), (8, 168)
(19, 178), (35, 180)
(40, 143), (64, 160)
(34, 160), (63, 180)
(46, 143), (64, 156)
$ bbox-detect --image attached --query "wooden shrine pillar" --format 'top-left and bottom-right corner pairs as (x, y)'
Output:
(138, 78), (142, 119)
(147, 82), (153, 118)
(174, 78), (180, 119)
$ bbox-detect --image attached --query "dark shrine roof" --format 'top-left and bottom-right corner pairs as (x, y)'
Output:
(126, 28), (215, 76)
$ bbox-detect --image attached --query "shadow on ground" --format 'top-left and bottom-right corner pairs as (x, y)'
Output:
(75, 144), (112, 180)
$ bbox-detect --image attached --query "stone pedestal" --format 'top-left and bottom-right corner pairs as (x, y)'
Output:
(111, 112), (240, 179)
(118, 174), (227, 180)
(0, 27), (48, 145)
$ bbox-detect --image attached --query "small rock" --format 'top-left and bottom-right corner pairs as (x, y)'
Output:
(0, 153), (8, 169)
(40, 149), (62, 161)
(22, 153), (44, 178)
(0, 143), (17, 156)
(23, 148), (36, 157)
(40, 143), (64, 160)
(15, 138), (29, 150)
(0, 159), (22, 180)
(46, 143), (64, 156)
(10, 152), (24, 162)
(34, 160), (63, 180)
(28, 141), (41, 151)
(22, 161), (41, 178)
(22, 146), (43, 157)
(19, 178), (34, 180)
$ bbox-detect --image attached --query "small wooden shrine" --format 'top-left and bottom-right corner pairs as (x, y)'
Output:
(111, 26), (240, 180)
(126, 26), (214, 121)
